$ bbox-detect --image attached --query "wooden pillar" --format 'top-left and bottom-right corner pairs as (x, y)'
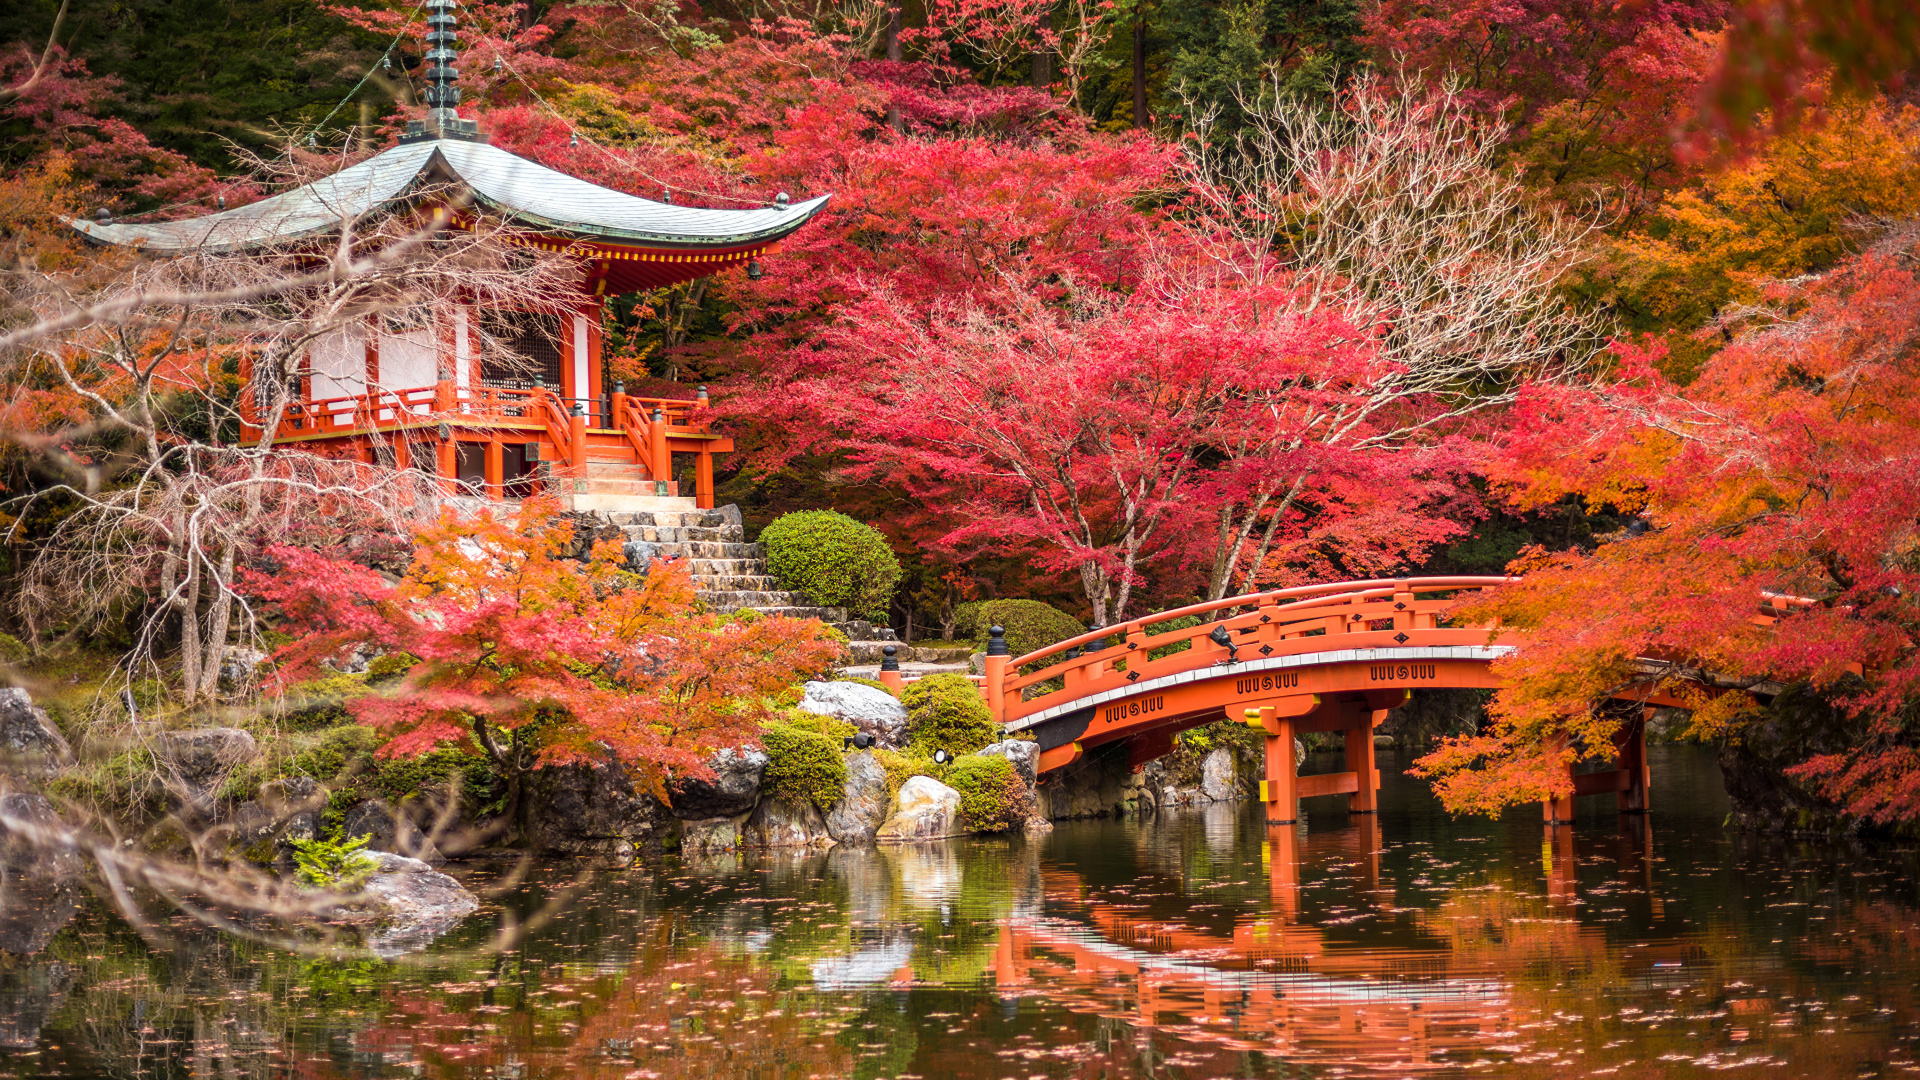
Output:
(695, 450), (715, 509)
(1265, 821), (1300, 918)
(1619, 710), (1652, 813)
(568, 407), (589, 480)
(983, 626), (1010, 723)
(648, 407), (670, 484)
(484, 439), (504, 500)
(1344, 704), (1378, 815)
(392, 431), (410, 473)
(1540, 731), (1577, 823)
(1544, 822), (1577, 906)
(436, 434), (457, 493)
(1260, 711), (1298, 825)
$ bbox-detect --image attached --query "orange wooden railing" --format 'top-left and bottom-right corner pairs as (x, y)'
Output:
(980, 576), (1518, 726)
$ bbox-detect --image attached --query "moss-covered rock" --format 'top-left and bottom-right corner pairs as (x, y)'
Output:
(759, 510), (901, 621)
(947, 753), (1027, 833)
(900, 673), (996, 756)
(760, 720), (849, 811)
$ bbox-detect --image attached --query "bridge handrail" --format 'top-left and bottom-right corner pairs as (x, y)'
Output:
(1006, 576), (1518, 674)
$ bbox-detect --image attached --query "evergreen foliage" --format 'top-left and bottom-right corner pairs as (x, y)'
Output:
(760, 719), (850, 810)
(290, 832), (376, 889)
(759, 510), (902, 621)
(946, 753), (1027, 832)
(901, 673), (997, 756)
(977, 599), (1085, 659)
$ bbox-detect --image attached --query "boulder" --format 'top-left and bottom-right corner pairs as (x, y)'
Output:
(1033, 742), (1133, 819)
(0, 689), (71, 776)
(875, 776), (961, 843)
(230, 776), (322, 864)
(797, 681), (909, 749)
(668, 747), (768, 820)
(341, 801), (446, 865)
(680, 815), (746, 853)
(158, 727), (257, 806)
(0, 794), (81, 955)
(977, 740), (1039, 785)
(218, 645), (269, 692)
(745, 797), (836, 849)
(622, 539), (660, 573)
(334, 851), (478, 957)
(525, 757), (673, 858)
(1199, 748), (1237, 802)
(824, 752), (890, 845)
(0, 961), (71, 1047)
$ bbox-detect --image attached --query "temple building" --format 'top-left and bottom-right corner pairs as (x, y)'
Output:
(70, 0), (828, 512)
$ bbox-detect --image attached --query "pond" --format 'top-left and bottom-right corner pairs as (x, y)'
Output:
(4, 743), (1919, 1079)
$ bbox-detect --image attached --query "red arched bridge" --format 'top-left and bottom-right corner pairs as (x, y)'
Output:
(944, 576), (1795, 825)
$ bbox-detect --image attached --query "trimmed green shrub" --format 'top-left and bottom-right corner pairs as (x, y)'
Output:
(901, 673), (996, 756)
(977, 599), (1083, 660)
(947, 753), (1027, 833)
(874, 747), (940, 800)
(0, 633), (28, 665)
(760, 510), (901, 621)
(952, 601), (988, 641)
(761, 720), (849, 810)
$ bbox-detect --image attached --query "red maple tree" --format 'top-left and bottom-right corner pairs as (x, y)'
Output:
(245, 499), (842, 819)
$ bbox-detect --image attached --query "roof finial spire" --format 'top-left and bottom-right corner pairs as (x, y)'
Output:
(423, 0), (461, 128)
(401, 0), (485, 143)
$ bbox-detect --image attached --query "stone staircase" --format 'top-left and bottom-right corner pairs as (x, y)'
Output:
(598, 505), (899, 663)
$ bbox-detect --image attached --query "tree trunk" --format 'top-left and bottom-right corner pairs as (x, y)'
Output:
(190, 543), (238, 702)
(885, 4), (903, 132)
(1132, 11), (1147, 127)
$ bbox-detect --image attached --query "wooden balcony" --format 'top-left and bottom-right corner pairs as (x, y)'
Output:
(241, 381), (733, 508)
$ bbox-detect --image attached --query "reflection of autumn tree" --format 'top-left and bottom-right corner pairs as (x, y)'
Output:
(350, 919), (853, 1080)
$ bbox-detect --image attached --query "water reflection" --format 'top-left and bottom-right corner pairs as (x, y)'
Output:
(4, 744), (1919, 1079)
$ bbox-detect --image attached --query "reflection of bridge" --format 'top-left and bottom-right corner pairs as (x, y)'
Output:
(993, 817), (1698, 1072)
(972, 577), (1765, 824)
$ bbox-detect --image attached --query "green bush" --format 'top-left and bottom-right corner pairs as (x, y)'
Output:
(275, 673), (372, 730)
(0, 633), (28, 666)
(977, 599), (1083, 660)
(291, 832), (376, 889)
(901, 673), (997, 756)
(760, 720), (849, 810)
(874, 747), (940, 800)
(365, 652), (419, 684)
(947, 753), (1027, 833)
(952, 601), (988, 641)
(760, 510), (901, 621)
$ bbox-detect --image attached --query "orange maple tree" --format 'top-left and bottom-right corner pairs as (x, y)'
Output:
(245, 499), (843, 816)
(1415, 224), (1920, 823)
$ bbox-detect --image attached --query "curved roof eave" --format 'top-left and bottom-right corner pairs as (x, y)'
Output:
(67, 138), (833, 256)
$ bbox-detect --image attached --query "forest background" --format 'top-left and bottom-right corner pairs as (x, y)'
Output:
(3, 0), (1920, 827)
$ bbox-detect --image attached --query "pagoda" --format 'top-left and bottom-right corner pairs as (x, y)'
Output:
(70, 0), (828, 513)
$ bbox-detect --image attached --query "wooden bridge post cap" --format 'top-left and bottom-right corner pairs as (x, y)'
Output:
(986, 626), (1009, 656)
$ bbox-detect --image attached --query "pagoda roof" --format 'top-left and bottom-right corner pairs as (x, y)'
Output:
(69, 137), (830, 257)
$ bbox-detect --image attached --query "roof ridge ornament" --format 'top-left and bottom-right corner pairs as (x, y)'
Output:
(402, 0), (487, 144)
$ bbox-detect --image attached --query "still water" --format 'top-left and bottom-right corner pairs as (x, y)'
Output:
(6, 743), (1920, 1079)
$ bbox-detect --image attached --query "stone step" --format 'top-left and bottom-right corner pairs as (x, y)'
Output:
(584, 458), (645, 474)
(600, 510), (730, 530)
(699, 589), (804, 610)
(696, 573), (780, 591)
(746, 604), (852, 622)
(686, 558), (762, 577)
(582, 478), (679, 496)
(619, 524), (728, 545)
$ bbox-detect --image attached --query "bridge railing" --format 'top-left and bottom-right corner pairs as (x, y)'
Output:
(986, 576), (1519, 725)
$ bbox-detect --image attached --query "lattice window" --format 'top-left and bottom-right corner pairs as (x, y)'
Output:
(478, 310), (563, 389)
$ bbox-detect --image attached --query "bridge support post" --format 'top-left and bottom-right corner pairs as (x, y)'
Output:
(1344, 704), (1382, 815)
(1617, 710), (1651, 813)
(1257, 708), (1298, 825)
